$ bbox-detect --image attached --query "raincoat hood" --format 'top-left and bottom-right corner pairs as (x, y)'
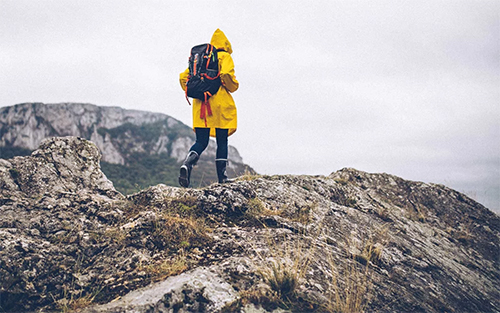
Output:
(210, 29), (233, 54)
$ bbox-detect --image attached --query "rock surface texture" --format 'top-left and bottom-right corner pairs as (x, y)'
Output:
(0, 137), (498, 312)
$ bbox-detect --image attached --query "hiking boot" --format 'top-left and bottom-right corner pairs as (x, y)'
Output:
(179, 151), (199, 188)
(216, 160), (232, 184)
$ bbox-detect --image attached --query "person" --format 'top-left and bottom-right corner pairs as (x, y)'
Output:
(178, 29), (239, 187)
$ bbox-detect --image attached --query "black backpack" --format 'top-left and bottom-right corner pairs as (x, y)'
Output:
(185, 44), (222, 102)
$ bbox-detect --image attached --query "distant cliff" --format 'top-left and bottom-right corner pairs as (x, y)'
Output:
(0, 137), (498, 312)
(0, 103), (253, 193)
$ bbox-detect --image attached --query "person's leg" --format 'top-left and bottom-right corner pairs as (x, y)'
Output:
(190, 128), (210, 155)
(215, 128), (229, 183)
(179, 128), (210, 187)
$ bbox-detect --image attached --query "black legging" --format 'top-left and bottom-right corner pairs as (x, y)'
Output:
(189, 128), (228, 161)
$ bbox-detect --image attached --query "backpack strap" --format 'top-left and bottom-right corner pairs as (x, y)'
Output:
(185, 78), (192, 106)
(201, 72), (220, 80)
(205, 45), (214, 70)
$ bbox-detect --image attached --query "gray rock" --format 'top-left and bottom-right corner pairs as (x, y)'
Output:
(0, 138), (498, 313)
(1, 136), (120, 199)
(84, 266), (238, 313)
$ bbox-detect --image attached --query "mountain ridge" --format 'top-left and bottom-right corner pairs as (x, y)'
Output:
(0, 102), (253, 193)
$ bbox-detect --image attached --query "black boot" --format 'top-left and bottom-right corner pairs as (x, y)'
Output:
(179, 151), (199, 187)
(216, 160), (231, 184)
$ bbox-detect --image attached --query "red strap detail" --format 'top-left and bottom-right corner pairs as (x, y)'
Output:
(205, 92), (213, 116)
(201, 72), (220, 80)
(206, 45), (213, 69)
(202, 45), (219, 80)
(193, 57), (197, 76)
(200, 92), (213, 127)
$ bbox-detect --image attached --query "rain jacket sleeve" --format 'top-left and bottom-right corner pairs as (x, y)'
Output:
(219, 52), (239, 93)
(180, 68), (189, 91)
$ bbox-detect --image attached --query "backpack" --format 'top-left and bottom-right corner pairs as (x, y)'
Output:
(185, 44), (222, 103)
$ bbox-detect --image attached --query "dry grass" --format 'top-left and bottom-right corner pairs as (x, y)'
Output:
(245, 197), (280, 217)
(141, 251), (188, 282)
(250, 227), (318, 310)
(446, 217), (475, 243)
(245, 197), (266, 215)
(116, 199), (143, 220)
(322, 225), (389, 312)
(222, 288), (280, 313)
(242, 198), (321, 309)
(284, 202), (315, 224)
(358, 225), (388, 264)
(104, 227), (127, 245)
(52, 255), (102, 313)
(324, 255), (371, 313)
(354, 238), (384, 267)
(245, 197), (314, 225)
(151, 214), (210, 251)
(236, 167), (261, 181)
(54, 287), (101, 313)
(260, 256), (301, 300)
(163, 195), (200, 217)
(406, 205), (427, 222)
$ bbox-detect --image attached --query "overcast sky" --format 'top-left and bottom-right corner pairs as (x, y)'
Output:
(1, 0), (499, 212)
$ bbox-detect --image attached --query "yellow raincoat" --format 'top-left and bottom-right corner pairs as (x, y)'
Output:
(180, 29), (239, 137)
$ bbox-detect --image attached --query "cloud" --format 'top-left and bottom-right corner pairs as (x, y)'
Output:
(0, 0), (498, 211)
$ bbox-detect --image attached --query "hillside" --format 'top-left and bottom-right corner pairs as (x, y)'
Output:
(0, 103), (254, 193)
(0, 137), (498, 312)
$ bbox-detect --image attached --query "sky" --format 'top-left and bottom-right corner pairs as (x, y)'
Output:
(0, 0), (499, 212)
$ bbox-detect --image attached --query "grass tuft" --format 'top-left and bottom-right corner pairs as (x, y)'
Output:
(236, 167), (261, 181)
(324, 256), (371, 313)
(141, 251), (188, 282)
(55, 288), (101, 313)
(322, 225), (388, 312)
(251, 228), (317, 310)
(261, 259), (299, 300)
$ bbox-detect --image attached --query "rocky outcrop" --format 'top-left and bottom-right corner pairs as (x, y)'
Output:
(0, 137), (499, 313)
(0, 137), (119, 199)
